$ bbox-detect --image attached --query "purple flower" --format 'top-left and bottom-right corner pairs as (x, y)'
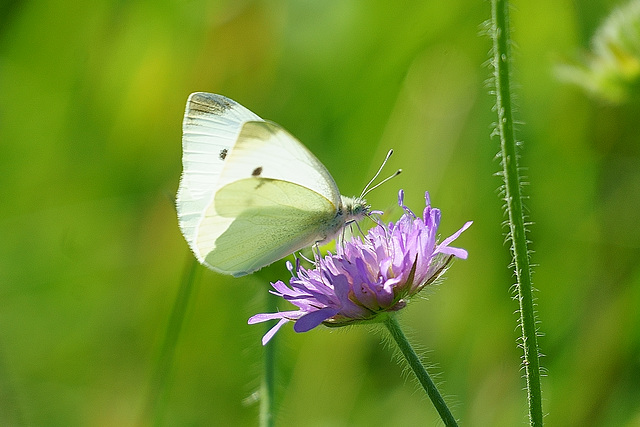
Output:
(248, 190), (473, 345)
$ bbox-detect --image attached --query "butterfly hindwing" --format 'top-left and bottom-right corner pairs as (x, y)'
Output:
(201, 178), (339, 276)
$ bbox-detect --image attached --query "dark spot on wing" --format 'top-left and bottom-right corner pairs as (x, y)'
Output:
(219, 148), (228, 160)
(252, 167), (263, 176)
(187, 93), (233, 117)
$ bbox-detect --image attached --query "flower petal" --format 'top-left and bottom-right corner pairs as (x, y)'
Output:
(436, 221), (473, 259)
(294, 307), (340, 332)
(262, 318), (290, 345)
(248, 310), (302, 324)
(438, 246), (469, 259)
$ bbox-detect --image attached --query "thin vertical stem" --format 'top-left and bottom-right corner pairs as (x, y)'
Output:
(143, 255), (200, 426)
(383, 315), (458, 426)
(259, 291), (278, 427)
(490, 0), (543, 425)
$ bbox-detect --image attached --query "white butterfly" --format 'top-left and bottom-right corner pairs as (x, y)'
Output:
(176, 92), (371, 277)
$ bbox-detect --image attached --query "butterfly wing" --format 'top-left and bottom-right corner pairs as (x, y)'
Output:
(195, 120), (343, 275)
(202, 178), (340, 276)
(215, 120), (341, 204)
(177, 93), (345, 275)
(176, 93), (262, 259)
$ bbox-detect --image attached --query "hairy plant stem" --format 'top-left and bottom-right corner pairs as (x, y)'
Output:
(490, 0), (543, 425)
(383, 315), (458, 426)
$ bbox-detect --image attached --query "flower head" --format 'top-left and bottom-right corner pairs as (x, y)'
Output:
(248, 190), (472, 345)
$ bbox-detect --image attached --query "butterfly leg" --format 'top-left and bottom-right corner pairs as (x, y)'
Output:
(311, 242), (322, 266)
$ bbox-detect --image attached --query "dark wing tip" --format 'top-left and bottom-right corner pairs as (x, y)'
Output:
(186, 92), (234, 116)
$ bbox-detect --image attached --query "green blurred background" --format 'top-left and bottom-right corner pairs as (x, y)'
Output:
(1, 0), (639, 425)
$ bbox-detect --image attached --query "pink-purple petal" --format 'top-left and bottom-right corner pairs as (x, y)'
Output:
(262, 318), (290, 345)
(294, 307), (340, 332)
(248, 310), (302, 324)
(438, 246), (469, 259)
(437, 221), (473, 250)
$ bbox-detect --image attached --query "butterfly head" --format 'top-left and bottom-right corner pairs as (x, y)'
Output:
(341, 196), (370, 222)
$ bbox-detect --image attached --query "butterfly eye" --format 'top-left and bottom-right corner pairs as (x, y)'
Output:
(252, 167), (263, 176)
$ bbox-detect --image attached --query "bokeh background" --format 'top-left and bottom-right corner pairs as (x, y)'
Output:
(1, 0), (639, 425)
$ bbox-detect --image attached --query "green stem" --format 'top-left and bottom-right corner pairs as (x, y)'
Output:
(383, 315), (458, 426)
(490, 1), (543, 425)
(144, 255), (200, 426)
(259, 291), (278, 427)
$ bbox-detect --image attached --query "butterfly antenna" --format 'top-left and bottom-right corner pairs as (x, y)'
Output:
(360, 150), (402, 198)
(360, 149), (394, 198)
(361, 168), (402, 198)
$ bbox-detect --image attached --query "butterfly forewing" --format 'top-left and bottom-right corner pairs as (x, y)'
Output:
(216, 121), (341, 206)
(177, 93), (262, 260)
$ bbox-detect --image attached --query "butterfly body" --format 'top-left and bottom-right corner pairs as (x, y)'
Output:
(176, 93), (369, 276)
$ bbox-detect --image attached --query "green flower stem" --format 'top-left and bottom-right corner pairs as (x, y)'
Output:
(490, 0), (543, 425)
(383, 315), (458, 426)
(144, 255), (200, 426)
(259, 291), (278, 427)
